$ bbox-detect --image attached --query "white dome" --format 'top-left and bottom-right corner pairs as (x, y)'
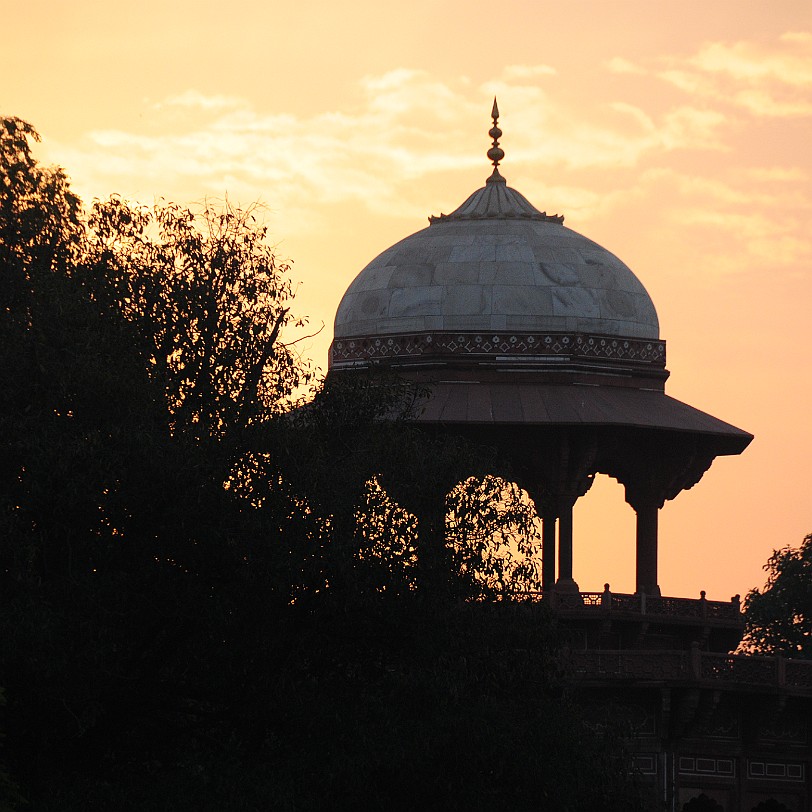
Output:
(334, 175), (659, 342)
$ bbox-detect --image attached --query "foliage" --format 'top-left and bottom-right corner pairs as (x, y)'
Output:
(246, 369), (543, 603)
(0, 117), (82, 282)
(1, 115), (162, 583)
(742, 533), (812, 658)
(447, 475), (543, 598)
(13, 599), (651, 812)
(0, 689), (26, 812)
(85, 196), (315, 446)
(354, 477), (419, 594)
(0, 117), (646, 810)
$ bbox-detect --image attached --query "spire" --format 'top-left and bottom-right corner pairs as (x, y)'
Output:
(428, 98), (564, 224)
(486, 97), (505, 184)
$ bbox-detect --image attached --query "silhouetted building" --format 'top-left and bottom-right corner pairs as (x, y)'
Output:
(328, 102), (811, 812)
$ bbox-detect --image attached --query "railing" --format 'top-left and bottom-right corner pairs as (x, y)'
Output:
(570, 649), (687, 682)
(519, 587), (743, 623)
(700, 652), (776, 684)
(568, 648), (812, 693)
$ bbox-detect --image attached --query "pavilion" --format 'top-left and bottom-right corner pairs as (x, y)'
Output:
(326, 103), (811, 811)
(329, 100), (752, 599)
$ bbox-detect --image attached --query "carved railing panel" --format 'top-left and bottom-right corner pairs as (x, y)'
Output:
(610, 593), (642, 613)
(331, 331), (667, 366)
(646, 597), (704, 619)
(704, 601), (742, 621)
(568, 649), (812, 692)
(786, 660), (812, 689)
(700, 654), (775, 685)
(570, 650), (687, 681)
(569, 650), (812, 693)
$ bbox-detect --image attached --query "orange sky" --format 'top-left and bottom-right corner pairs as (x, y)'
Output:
(4, 0), (811, 600)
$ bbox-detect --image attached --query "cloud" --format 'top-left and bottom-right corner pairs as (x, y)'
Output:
(606, 57), (644, 75)
(157, 90), (246, 111)
(607, 102), (656, 132)
(39, 64), (810, 283)
(672, 207), (810, 270)
(657, 32), (812, 118)
(626, 167), (812, 276)
(502, 64), (558, 80)
(730, 89), (812, 117)
(54, 70), (691, 216)
(741, 166), (807, 183)
(781, 31), (812, 44)
(689, 39), (812, 87)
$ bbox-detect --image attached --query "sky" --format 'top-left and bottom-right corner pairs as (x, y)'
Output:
(4, 0), (811, 600)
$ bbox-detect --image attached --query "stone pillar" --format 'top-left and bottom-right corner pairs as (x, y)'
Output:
(508, 429), (595, 597)
(635, 501), (660, 596)
(555, 501), (579, 593)
(541, 510), (557, 592)
(609, 436), (718, 600)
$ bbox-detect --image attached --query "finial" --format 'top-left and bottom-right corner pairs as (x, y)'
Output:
(486, 96), (505, 182)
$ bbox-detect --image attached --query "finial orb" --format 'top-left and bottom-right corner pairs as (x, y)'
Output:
(487, 98), (504, 171)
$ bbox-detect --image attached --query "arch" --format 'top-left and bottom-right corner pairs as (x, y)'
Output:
(682, 793), (724, 812)
(751, 799), (793, 812)
(573, 473), (635, 592)
(446, 475), (543, 597)
(366, 472), (544, 599)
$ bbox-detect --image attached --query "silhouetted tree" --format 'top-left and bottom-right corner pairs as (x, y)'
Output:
(742, 533), (812, 658)
(0, 116), (650, 812)
(0, 116), (312, 805)
(85, 196), (315, 449)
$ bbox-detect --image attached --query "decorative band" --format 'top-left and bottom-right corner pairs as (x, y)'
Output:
(331, 331), (666, 365)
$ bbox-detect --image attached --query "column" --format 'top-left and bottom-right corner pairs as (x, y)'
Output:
(541, 510), (557, 592)
(635, 501), (660, 596)
(555, 502), (579, 592)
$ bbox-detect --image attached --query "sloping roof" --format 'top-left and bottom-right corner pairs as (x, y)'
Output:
(414, 381), (752, 453)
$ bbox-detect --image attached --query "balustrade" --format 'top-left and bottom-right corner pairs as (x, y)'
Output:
(519, 587), (743, 622)
(569, 649), (812, 693)
(786, 659), (812, 689)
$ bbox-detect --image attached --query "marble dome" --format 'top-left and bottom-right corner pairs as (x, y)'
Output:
(334, 131), (659, 344)
(334, 204), (659, 341)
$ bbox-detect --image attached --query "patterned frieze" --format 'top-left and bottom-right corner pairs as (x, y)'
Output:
(691, 706), (741, 740)
(757, 713), (808, 745)
(679, 756), (736, 778)
(747, 760), (806, 782)
(331, 330), (666, 367)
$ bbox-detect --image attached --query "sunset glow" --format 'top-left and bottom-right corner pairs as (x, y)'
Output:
(5, 0), (810, 599)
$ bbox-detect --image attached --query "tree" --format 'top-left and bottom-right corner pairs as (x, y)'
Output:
(1, 116), (649, 811)
(1, 115), (156, 582)
(0, 117), (314, 805)
(85, 195), (315, 449)
(742, 533), (812, 658)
